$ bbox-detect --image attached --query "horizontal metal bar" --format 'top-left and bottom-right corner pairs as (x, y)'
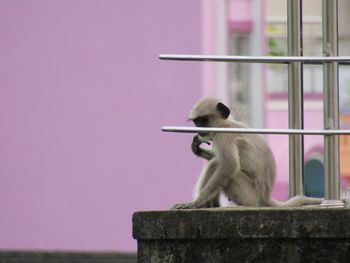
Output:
(159, 54), (350, 65)
(162, 126), (350, 135)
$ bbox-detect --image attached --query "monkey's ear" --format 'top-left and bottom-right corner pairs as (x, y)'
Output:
(216, 102), (230, 119)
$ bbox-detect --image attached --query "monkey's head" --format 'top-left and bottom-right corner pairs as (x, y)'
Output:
(189, 97), (231, 140)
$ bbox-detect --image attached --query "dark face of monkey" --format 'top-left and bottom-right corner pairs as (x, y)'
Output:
(193, 115), (210, 137)
(191, 99), (231, 138)
(193, 116), (209, 127)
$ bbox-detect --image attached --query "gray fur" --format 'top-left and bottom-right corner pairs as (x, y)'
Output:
(172, 97), (321, 209)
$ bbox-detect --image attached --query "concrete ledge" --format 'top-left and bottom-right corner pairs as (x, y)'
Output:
(133, 207), (350, 262)
(0, 251), (137, 263)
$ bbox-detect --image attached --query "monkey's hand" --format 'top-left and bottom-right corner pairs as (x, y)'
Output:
(171, 202), (198, 209)
(191, 135), (213, 160)
(191, 135), (203, 155)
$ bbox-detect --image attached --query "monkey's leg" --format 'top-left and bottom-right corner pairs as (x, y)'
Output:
(175, 164), (223, 209)
(172, 159), (220, 209)
(195, 160), (220, 208)
(192, 135), (214, 161)
(224, 172), (260, 206)
(190, 176), (222, 209)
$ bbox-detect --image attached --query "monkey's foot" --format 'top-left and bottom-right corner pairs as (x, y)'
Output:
(171, 202), (197, 209)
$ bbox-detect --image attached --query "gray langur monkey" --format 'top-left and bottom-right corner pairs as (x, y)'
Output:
(172, 97), (322, 209)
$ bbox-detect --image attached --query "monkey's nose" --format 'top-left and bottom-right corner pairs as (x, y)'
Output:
(199, 132), (209, 137)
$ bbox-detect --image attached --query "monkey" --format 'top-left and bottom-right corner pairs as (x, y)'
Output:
(172, 97), (322, 209)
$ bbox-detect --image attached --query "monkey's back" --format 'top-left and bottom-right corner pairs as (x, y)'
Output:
(228, 121), (276, 198)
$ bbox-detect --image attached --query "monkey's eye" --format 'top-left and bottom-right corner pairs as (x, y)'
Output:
(193, 116), (209, 127)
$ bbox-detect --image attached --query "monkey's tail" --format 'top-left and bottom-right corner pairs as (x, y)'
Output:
(267, 195), (322, 207)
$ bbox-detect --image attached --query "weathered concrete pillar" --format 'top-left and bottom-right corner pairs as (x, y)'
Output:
(133, 208), (350, 262)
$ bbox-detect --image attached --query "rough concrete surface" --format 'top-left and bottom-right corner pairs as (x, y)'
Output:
(0, 251), (137, 263)
(133, 207), (350, 262)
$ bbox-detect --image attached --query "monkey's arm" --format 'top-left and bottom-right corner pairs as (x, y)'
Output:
(172, 159), (220, 209)
(177, 141), (240, 209)
(195, 159), (220, 207)
(173, 173), (222, 209)
(191, 135), (214, 160)
(191, 169), (224, 208)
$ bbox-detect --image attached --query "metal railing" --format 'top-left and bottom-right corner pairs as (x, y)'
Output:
(287, 0), (304, 198)
(161, 127), (350, 136)
(322, 0), (342, 207)
(159, 54), (350, 64)
(161, 0), (346, 207)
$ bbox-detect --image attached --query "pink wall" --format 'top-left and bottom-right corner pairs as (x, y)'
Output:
(0, 0), (202, 252)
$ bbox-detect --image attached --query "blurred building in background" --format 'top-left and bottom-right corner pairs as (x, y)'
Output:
(205, 0), (350, 199)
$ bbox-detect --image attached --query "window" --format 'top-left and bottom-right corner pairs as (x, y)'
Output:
(228, 32), (251, 122)
(266, 18), (324, 98)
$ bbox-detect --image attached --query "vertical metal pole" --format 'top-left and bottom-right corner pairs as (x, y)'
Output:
(287, 0), (304, 197)
(321, 0), (343, 207)
(250, 0), (265, 129)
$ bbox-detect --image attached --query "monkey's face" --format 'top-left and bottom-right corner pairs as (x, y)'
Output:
(189, 97), (231, 141)
(192, 115), (212, 139)
(193, 115), (209, 127)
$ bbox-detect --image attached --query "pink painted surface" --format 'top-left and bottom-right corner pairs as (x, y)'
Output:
(0, 0), (202, 252)
(228, 0), (252, 23)
(266, 106), (324, 186)
(269, 92), (323, 100)
(271, 182), (289, 201)
(228, 0), (253, 32)
(229, 20), (253, 33)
